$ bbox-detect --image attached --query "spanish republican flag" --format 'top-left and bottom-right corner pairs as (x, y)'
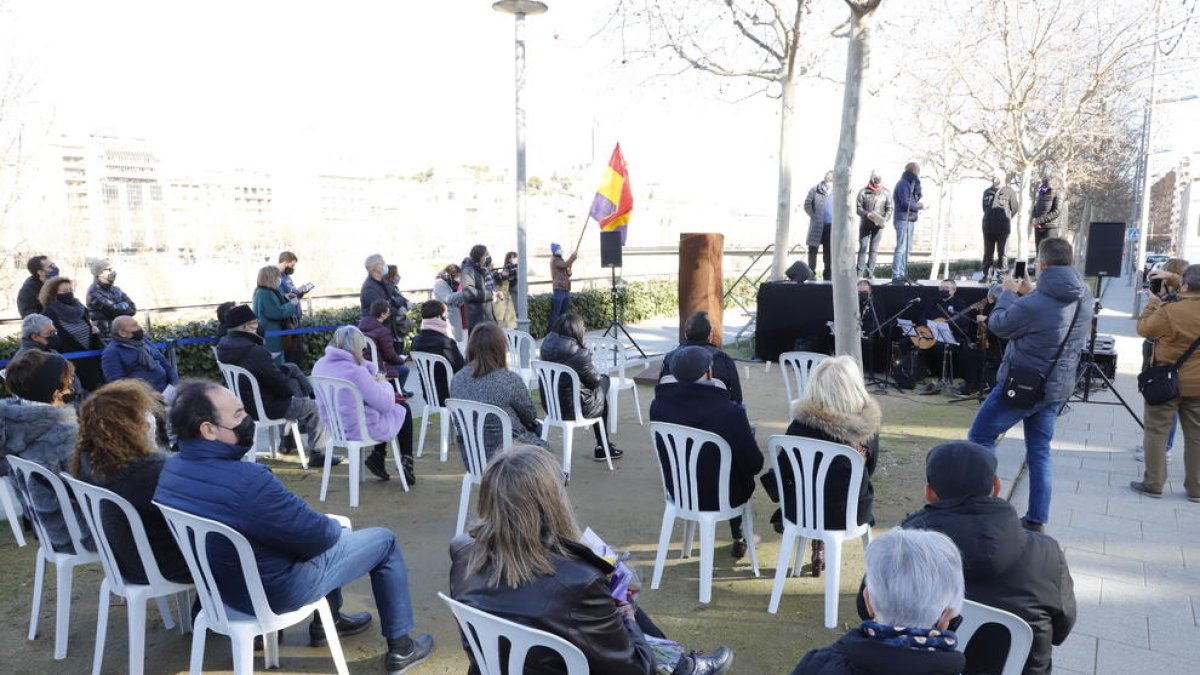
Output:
(589, 143), (633, 244)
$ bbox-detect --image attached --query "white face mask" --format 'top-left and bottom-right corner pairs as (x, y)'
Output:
(145, 410), (159, 447)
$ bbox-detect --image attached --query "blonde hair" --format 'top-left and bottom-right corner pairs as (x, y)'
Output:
(801, 355), (872, 416)
(328, 325), (368, 366)
(256, 265), (280, 289)
(467, 445), (580, 587)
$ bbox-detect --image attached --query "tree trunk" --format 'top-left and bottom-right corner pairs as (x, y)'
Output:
(831, 6), (880, 365)
(1015, 164), (1035, 260)
(770, 69), (798, 281)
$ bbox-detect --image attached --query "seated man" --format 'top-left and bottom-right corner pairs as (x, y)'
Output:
(15, 313), (61, 357)
(861, 441), (1075, 674)
(660, 310), (742, 404)
(215, 304), (338, 467)
(792, 528), (966, 675)
(154, 381), (435, 673)
(649, 346), (763, 559)
(917, 279), (977, 394)
(101, 316), (178, 395)
(409, 300), (466, 405)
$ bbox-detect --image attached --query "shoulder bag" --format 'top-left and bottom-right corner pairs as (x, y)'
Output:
(1001, 300), (1082, 409)
(1138, 333), (1200, 405)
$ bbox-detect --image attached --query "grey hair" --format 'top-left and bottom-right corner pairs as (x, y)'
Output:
(21, 313), (53, 340)
(364, 254), (385, 273)
(864, 528), (964, 627)
(328, 325), (368, 366)
(1181, 264), (1200, 291)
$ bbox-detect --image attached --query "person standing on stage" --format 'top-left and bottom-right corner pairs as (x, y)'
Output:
(891, 162), (925, 282)
(982, 171), (1020, 282)
(856, 172), (894, 279)
(967, 238), (1092, 532)
(803, 171), (834, 281)
(1030, 175), (1062, 251)
(548, 243), (578, 333)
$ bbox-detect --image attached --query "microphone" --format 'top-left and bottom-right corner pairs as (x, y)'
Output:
(905, 297), (921, 306)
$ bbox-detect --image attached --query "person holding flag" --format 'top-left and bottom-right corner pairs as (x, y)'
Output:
(549, 242), (578, 332)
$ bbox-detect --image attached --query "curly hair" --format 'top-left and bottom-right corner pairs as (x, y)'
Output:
(38, 276), (73, 308)
(71, 379), (162, 479)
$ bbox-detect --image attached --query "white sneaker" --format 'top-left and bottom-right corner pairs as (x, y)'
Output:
(1133, 445), (1173, 462)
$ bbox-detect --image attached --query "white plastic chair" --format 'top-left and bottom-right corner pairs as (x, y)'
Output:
(310, 376), (409, 508)
(779, 351), (828, 409)
(585, 336), (644, 434)
(6, 455), (101, 660)
(533, 360), (614, 478)
(216, 362), (309, 468)
(766, 435), (872, 628)
(955, 599), (1035, 675)
(410, 352), (452, 462)
(154, 502), (350, 675)
(648, 422), (760, 604)
(438, 592), (588, 674)
(446, 399), (512, 536)
(503, 329), (537, 388)
(60, 474), (193, 675)
(1, 475), (28, 547)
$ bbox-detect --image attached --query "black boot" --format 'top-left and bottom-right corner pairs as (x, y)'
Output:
(810, 540), (825, 578)
(309, 610), (373, 647)
(385, 633), (435, 674)
(365, 446), (389, 480)
(401, 455), (416, 485)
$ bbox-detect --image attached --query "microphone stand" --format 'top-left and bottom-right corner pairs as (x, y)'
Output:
(867, 296), (921, 393)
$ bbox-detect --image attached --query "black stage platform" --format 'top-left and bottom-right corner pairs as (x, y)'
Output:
(754, 281), (989, 362)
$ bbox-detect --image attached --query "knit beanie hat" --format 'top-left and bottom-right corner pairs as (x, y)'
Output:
(88, 257), (111, 278)
(224, 304), (258, 329)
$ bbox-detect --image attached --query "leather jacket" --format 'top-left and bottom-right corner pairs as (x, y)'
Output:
(538, 331), (605, 419)
(449, 534), (654, 675)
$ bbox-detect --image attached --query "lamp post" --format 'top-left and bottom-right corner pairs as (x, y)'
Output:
(493, 0), (548, 334)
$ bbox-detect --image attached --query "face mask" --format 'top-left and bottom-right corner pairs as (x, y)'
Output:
(45, 332), (61, 350)
(145, 411), (159, 446)
(939, 290), (952, 300)
(282, 266), (295, 276)
(130, 328), (145, 341)
(222, 416), (257, 448)
(58, 291), (75, 304)
(59, 390), (77, 405)
(482, 256), (493, 268)
(103, 270), (117, 284)
(858, 291), (869, 302)
(47, 265), (59, 279)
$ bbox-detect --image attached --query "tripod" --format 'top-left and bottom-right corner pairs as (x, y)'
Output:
(1058, 276), (1144, 428)
(601, 266), (646, 358)
(865, 297), (921, 394)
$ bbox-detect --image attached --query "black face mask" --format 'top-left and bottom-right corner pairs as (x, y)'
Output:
(60, 391), (78, 405)
(222, 416), (257, 448)
(939, 290), (952, 300)
(482, 256), (493, 268)
(282, 266), (295, 276)
(57, 292), (76, 305)
(130, 328), (145, 341)
(858, 291), (869, 302)
(45, 333), (61, 350)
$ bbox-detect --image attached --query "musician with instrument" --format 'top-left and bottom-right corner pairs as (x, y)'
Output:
(955, 284), (1006, 396)
(912, 280), (982, 394)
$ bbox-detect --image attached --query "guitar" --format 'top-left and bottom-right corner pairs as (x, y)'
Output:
(911, 298), (988, 350)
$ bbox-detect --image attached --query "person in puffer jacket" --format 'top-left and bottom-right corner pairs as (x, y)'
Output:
(85, 257), (136, 340)
(538, 313), (623, 463)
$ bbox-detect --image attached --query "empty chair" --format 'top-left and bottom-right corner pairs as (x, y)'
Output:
(216, 362), (308, 468)
(584, 336), (643, 433)
(648, 422), (760, 604)
(439, 592), (588, 674)
(154, 502), (350, 675)
(410, 352), (453, 462)
(779, 351), (828, 408)
(60, 474), (193, 675)
(955, 599), (1035, 675)
(6, 455), (100, 660)
(310, 375), (409, 507)
(533, 360), (614, 477)
(766, 435), (872, 628)
(446, 399), (512, 536)
(503, 328), (537, 388)
(1, 475), (27, 547)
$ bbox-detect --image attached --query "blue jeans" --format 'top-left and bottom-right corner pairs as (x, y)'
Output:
(393, 364), (411, 392)
(271, 527), (415, 639)
(549, 289), (571, 332)
(967, 388), (1062, 525)
(892, 220), (915, 278)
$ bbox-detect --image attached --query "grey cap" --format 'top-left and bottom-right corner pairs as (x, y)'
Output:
(671, 345), (714, 383)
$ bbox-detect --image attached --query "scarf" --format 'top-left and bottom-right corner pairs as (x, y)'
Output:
(866, 180), (884, 192)
(113, 335), (157, 370)
(420, 317), (455, 339)
(51, 299), (92, 349)
(858, 620), (959, 652)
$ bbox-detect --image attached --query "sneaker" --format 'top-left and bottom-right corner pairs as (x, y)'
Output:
(1129, 481), (1163, 498)
(365, 451), (390, 480)
(385, 634), (435, 674)
(1133, 445), (1173, 463)
(594, 445), (624, 462)
(309, 610), (373, 647)
(684, 646), (734, 675)
(1019, 517), (1045, 532)
(1188, 494), (1200, 504)
(308, 451), (344, 468)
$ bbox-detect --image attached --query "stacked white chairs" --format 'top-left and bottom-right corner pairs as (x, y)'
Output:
(6, 455), (100, 659)
(1, 475), (27, 546)
(410, 352), (453, 462)
(766, 435), (872, 628)
(503, 329), (537, 388)
(533, 360), (614, 478)
(778, 351), (828, 410)
(446, 399), (512, 536)
(60, 474), (193, 675)
(310, 376), (409, 508)
(648, 422), (760, 604)
(955, 599), (1035, 675)
(155, 502), (350, 675)
(584, 336), (643, 433)
(216, 362), (309, 468)
(439, 592), (588, 674)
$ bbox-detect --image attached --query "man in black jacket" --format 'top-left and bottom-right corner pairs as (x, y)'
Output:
(982, 172), (1020, 281)
(409, 300), (466, 405)
(17, 255), (57, 318)
(857, 441), (1076, 675)
(460, 244), (495, 330)
(86, 257), (137, 340)
(1030, 176), (1061, 250)
(215, 305), (337, 468)
(659, 311), (742, 404)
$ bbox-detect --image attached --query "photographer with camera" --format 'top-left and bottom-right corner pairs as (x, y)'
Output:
(492, 251), (518, 329)
(1133, 259), (1188, 464)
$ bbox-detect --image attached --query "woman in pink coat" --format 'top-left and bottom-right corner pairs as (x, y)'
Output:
(312, 326), (416, 484)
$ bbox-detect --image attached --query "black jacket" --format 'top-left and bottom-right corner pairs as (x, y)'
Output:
(791, 628), (966, 675)
(1030, 188), (1060, 230)
(17, 275), (43, 317)
(659, 341), (743, 403)
(648, 381), (763, 510)
(538, 331), (605, 419)
(782, 398), (879, 530)
(449, 535), (655, 675)
(410, 329), (466, 405)
(216, 330), (294, 420)
(460, 258), (495, 329)
(894, 496), (1075, 675)
(86, 281), (137, 338)
(982, 185), (1020, 234)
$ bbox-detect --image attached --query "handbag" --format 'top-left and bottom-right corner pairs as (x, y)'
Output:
(1138, 334), (1200, 405)
(1001, 300), (1081, 409)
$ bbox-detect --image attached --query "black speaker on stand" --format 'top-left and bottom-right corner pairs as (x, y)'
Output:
(1084, 221), (1126, 278)
(599, 230), (644, 356)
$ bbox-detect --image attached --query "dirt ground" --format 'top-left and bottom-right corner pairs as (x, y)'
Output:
(0, 361), (981, 674)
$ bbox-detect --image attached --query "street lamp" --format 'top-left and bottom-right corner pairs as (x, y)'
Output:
(493, 0), (548, 334)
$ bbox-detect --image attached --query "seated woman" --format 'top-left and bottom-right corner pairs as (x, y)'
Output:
(790, 528), (965, 675)
(450, 445), (733, 675)
(312, 326), (416, 484)
(410, 300), (466, 405)
(0, 350), (93, 553)
(537, 313), (623, 462)
(71, 379), (190, 583)
(770, 355), (879, 577)
(359, 299), (412, 396)
(450, 322), (548, 458)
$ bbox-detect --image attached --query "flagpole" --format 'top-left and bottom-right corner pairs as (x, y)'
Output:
(572, 212), (591, 254)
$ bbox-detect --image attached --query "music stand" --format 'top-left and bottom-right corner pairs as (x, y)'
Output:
(926, 320), (959, 389)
